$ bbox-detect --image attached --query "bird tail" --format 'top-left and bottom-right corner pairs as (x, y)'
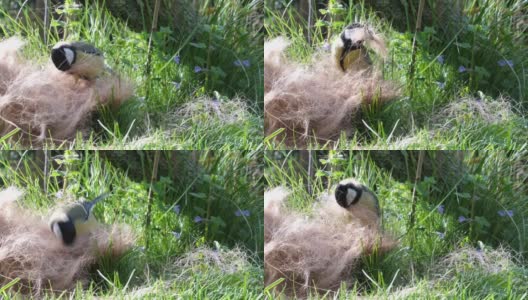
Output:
(84, 192), (110, 212)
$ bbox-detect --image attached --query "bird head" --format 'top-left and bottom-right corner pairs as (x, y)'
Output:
(332, 23), (387, 72)
(51, 41), (105, 79)
(334, 178), (379, 215)
(51, 42), (76, 71)
(49, 193), (108, 246)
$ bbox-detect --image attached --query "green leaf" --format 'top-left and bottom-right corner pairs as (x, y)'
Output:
(190, 42), (207, 49)
(189, 192), (207, 199)
(475, 216), (491, 228)
(455, 42), (471, 49)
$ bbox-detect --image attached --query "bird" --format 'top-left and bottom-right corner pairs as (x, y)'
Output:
(49, 192), (109, 246)
(51, 41), (106, 80)
(264, 180), (394, 296)
(263, 25), (396, 146)
(334, 178), (380, 216)
(332, 23), (387, 72)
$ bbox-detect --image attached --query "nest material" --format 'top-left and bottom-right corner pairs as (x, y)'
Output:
(0, 37), (134, 146)
(170, 97), (252, 127)
(264, 37), (399, 147)
(264, 187), (396, 297)
(0, 187), (134, 297)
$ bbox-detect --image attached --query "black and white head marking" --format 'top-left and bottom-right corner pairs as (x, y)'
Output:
(335, 181), (363, 208)
(50, 217), (77, 246)
(51, 44), (76, 71)
(338, 23), (367, 71)
(340, 23), (364, 48)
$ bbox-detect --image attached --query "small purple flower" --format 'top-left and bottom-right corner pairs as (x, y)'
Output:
(437, 55), (445, 64)
(172, 81), (181, 89)
(55, 191), (64, 199)
(173, 205), (180, 214)
(458, 66), (467, 73)
(437, 205), (445, 214)
(497, 59), (513, 68)
(458, 215), (469, 223)
(234, 60), (251, 68)
(435, 81), (446, 89)
(498, 210), (514, 217)
(194, 66), (203, 73)
(435, 231), (445, 239)
(322, 42), (331, 52)
(194, 216), (204, 223)
(173, 55), (180, 64)
(235, 209), (250, 217)
(171, 231), (181, 239)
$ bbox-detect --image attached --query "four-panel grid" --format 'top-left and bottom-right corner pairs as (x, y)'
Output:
(0, 1), (526, 299)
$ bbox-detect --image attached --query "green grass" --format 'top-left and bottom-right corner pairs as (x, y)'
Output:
(264, 1), (527, 150)
(0, 150), (264, 299)
(264, 150), (528, 299)
(0, 0), (263, 149)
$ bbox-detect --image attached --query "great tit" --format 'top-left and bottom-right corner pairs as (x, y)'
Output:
(51, 41), (106, 80)
(332, 23), (386, 72)
(49, 193), (108, 246)
(334, 178), (379, 215)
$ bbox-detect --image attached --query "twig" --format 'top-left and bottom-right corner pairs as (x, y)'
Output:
(409, 151), (425, 248)
(15, 0), (30, 20)
(43, 150), (50, 194)
(408, 150), (424, 276)
(43, 0), (49, 44)
(307, 150), (313, 195)
(307, 0), (312, 45)
(145, 151), (161, 250)
(407, 0), (426, 100)
(144, 0), (162, 100)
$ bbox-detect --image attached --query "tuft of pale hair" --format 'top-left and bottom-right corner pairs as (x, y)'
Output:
(0, 37), (26, 95)
(264, 36), (291, 94)
(0, 37), (134, 146)
(363, 25), (388, 59)
(264, 36), (399, 147)
(0, 187), (135, 297)
(264, 186), (397, 297)
(264, 187), (291, 244)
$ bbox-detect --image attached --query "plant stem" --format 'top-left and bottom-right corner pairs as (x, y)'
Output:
(145, 150), (160, 250)
(408, 0), (426, 100)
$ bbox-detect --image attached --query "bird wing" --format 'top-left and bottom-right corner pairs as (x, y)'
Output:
(72, 42), (103, 56)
